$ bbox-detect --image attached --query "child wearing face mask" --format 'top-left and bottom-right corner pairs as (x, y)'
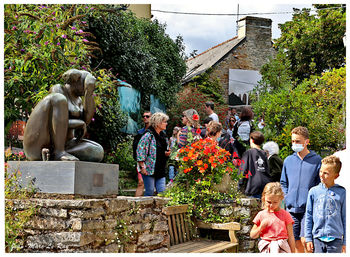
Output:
(280, 126), (322, 253)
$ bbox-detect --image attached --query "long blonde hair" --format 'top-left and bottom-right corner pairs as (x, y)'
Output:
(261, 182), (284, 209)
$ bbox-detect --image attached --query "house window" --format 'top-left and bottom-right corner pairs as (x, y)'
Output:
(228, 69), (262, 106)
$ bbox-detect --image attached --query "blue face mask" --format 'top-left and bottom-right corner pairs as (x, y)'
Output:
(292, 143), (304, 152)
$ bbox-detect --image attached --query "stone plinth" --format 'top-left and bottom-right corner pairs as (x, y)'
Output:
(7, 161), (119, 196)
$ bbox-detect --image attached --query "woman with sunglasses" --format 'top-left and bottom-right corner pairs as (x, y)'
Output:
(177, 109), (202, 148)
(136, 112), (171, 196)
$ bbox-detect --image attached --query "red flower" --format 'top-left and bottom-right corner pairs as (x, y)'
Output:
(192, 114), (199, 121)
(196, 128), (201, 134)
(245, 170), (253, 178)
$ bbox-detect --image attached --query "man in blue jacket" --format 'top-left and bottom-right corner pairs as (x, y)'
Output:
(280, 126), (322, 253)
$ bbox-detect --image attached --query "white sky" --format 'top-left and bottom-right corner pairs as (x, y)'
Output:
(151, 2), (314, 56)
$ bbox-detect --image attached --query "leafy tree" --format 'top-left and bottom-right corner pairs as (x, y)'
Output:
(258, 50), (294, 93)
(87, 7), (187, 109)
(275, 4), (346, 81)
(252, 4), (346, 159)
(252, 66), (345, 159)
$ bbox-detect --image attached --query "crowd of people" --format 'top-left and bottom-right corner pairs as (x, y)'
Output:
(133, 101), (346, 254)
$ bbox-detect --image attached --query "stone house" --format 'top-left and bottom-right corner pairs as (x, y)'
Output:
(183, 16), (276, 106)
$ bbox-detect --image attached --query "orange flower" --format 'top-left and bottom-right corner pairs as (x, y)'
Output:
(196, 160), (203, 166)
(212, 162), (217, 168)
(203, 163), (208, 170)
(183, 156), (189, 162)
(209, 156), (215, 164)
(184, 167), (192, 173)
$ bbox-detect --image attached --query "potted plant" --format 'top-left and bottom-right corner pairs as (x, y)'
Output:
(162, 137), (243, 223)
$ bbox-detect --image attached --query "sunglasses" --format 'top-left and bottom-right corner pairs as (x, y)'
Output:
(143, 115), (150, 118)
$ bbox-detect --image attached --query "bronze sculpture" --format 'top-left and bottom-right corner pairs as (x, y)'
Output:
(23, 69), (104, 162)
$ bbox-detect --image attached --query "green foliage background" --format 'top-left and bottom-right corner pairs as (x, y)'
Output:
(87, 8), (187, 110)
(253, 4), (346, 159)
(274, 4), (346, 81)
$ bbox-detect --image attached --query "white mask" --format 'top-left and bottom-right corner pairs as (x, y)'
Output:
(292, 143), (304, 152)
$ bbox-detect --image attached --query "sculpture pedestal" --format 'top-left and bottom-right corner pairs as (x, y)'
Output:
(7, 161), (119, 196)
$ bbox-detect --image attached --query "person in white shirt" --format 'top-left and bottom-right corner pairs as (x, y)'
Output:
(205, 101), (219, 122)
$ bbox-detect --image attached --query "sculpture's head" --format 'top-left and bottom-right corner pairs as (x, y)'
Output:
(62, 69), (96, 96)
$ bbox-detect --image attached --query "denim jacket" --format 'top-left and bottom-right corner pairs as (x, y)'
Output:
(136, 131), (157, 176)
(305, 183), (346, 245)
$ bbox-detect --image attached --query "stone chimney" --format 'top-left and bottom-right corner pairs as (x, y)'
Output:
(236, 16), (275, 70)
(237, 16), (272, 44)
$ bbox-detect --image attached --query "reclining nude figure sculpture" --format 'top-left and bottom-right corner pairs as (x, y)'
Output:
(23, 69), (104, 162)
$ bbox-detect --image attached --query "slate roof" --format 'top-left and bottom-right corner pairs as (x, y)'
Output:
(183, 36), (245, 83)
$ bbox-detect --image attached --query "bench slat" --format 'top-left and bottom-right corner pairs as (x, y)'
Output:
(176, 214), (184, 244)
(192, 241), (237, 253)
(171, 214), (179, 245)
(179, 213), (187, 242)
(167, 215), (174, 246)
(163, 204), (188, 215)
(169, 240), (210, 252)
(183, 213), (191, 241)
(169, 239), (238, 253)
(196, 220), (241, 230)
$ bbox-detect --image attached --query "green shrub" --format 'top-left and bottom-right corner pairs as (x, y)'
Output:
(5, 157), (37, 252)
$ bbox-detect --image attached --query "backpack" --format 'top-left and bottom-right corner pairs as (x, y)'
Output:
(132, 129), (151, 161)
(237, 121), (252, 141)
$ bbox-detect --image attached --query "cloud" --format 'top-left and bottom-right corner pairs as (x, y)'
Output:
(152, 3), (313, 55)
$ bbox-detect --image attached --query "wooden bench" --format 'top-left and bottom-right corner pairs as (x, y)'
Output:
(162, 204), (240, 253)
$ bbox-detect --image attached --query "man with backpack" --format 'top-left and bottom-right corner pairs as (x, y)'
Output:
(133, 111), (152, 196)
(232, 106), (254, 156)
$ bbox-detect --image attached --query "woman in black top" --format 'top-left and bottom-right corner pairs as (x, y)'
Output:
(137, 112), (170, 196)
(263, 141), (283, 182)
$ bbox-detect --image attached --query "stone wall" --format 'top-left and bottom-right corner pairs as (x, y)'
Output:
(7, 196), (170, 253)
(7, 195), (260, 253)
(235, 197), (261, 253)
(213, 197), (261, 253)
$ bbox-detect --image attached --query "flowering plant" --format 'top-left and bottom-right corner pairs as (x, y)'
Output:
(5, 148), (26, 162)
(162, 138), (243, 223)
(177, 137), (240, 183)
